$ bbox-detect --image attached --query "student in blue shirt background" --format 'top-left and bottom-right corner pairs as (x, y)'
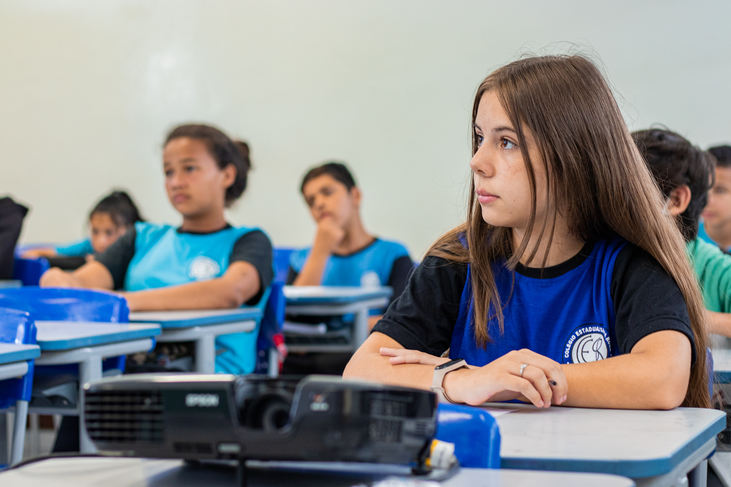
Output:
(287, 162), (413, 312)
(285, 162), (412, 375)
(40, 123), (273, 375)
(23, 190), (143, 260)
(345, 55), (710, 410)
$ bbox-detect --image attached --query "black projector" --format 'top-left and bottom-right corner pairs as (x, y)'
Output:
(83, 374), (438, 468)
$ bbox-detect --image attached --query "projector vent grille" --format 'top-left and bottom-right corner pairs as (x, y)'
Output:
(85, 391), (164, 444)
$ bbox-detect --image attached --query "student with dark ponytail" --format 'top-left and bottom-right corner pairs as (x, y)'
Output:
(23, 190), (143, 259)
(40, 123), (273, 375)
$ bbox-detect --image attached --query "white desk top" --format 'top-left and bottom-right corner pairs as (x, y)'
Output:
(283, 286), (392, 304)
(490, 403), (724, 478)
(35, 321), (161, 350)
(0, 343), (40, 364)
(129, 308), (262, 329)
(0, 457), (635, 486)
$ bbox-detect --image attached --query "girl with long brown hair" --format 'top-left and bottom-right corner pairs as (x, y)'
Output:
(343, 55), (710, 409)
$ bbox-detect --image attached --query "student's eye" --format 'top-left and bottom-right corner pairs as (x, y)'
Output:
(475, 134), (484, 147)
(164, 169), (173, 177)
(185, 165), (196, 173)
(716, 187), (727, 195)
(322, 188), (333, 196)
(500, 138), (517, 150)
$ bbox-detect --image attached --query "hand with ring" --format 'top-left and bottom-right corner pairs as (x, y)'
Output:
(381, 347), (568, 408)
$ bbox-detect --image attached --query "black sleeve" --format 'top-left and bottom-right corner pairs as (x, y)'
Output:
(611, 244), (696, 363)
(286, 266), (298, 285)
(386, 255), (415, 305)
(230, 230), (274, 306)
(95, 227), (137, 290)
(0, 197), (28, 280)
(372, 256), (468, 356)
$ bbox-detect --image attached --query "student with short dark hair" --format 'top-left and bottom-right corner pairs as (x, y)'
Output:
(23, 190), (143, 259)
(288, 162), (412, 306)
(700, 145), (731, 251)
(40, 123), (273, 375)
(284, 162), (412, 375)
(633, 129), (731, 347)
(345, 55), (710, 410)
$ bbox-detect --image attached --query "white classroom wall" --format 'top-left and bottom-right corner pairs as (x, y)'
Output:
(2, 0), (730, 258)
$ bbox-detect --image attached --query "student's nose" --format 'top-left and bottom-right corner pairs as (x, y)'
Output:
(469, 146), (495, 178)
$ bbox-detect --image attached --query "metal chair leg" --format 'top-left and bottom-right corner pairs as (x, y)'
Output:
(10, 400), (28, 465)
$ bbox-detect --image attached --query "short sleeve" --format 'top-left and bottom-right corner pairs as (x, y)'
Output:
(372, 256), (468, 356)
(611, 244), (696, 363)
(386, 255), (415, 305)
(55, 239), (94, 257)
(229, 230), (274, 306)
(95, 227), (137, 290)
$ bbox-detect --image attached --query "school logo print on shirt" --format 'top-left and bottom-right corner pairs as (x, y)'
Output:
(563, 324), (611, 364)
(188, 256), (220, 281)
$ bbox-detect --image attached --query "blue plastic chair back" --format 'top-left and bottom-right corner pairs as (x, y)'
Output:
(435, 403), (501, 469)
(0, 307), (37, 409)
(12, 257), (50, 286)
(0, 288), (130, 373)
(0, 287), (129, 323)
(273, 248), (296, 284)
(255, 282), (286, 375)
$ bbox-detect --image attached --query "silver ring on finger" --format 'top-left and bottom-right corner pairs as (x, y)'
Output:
(519, 363), (529, 377)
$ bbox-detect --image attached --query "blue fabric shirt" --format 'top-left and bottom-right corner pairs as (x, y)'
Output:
(450, 238), (626, 365)
(289, 238), (410, 315)
(55, 238), (93, 257)
(124, 222), (268, 374)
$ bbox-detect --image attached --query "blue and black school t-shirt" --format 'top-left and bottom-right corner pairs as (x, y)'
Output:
(95, 222), (274, 374)
(372, 239), (695, 366)
(287, 238), (413, 312)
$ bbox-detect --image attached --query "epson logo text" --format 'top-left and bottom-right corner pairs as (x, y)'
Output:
(185, 393), (220, 407)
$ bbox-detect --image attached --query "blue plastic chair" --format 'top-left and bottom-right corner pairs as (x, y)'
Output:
(273, 248), (296, 284)
(0, 287), (130, 398)
(0, 307), (37, 466)
(255, 282), (286, 377)
(435, 403), (501, 469)
(12, 257), (50, 286)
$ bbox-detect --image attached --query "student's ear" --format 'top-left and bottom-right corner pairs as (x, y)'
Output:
(667, 185), (692, 216)
(350, 186), (362, 208)
(221, 164), (237, 189)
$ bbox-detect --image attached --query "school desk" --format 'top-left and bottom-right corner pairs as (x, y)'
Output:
(486, 403), (725, 487)
(283, 286), (391, 351)
(129, 308), (262, 373)
(32, 321), (161, 453)
(0, 344), (40, 465)
(709, 349), (731, 485)
(0, 457), (637, 486)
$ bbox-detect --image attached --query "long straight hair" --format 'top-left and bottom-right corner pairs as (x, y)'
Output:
(429, 55), (710, 408)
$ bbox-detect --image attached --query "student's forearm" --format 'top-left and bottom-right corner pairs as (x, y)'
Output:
(39, 262), (114, 290)
(22, 248), (58, 258)
(293, 247), (330, 286)
(343, 333), (435, 389)
(707, 311), (731, 338)
(561, 331), (691, 410)
(123, 263), (260, 312)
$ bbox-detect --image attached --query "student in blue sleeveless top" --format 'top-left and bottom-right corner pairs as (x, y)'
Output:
(40, 124), (273, 375)
(344, 55), (710, 410)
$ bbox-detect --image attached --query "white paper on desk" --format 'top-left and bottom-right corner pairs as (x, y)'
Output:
(478, 407), (517, 418)
(282, 321), (327, 335)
